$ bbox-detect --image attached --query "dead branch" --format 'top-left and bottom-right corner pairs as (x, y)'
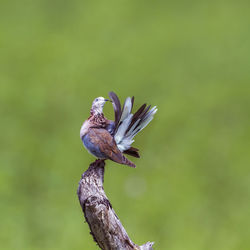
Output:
(77, 160), (154, 250)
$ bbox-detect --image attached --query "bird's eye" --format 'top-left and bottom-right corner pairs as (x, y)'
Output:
(96, 98), (99, 102)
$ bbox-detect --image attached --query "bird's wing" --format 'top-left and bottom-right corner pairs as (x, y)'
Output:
(88, 128), (135, 167)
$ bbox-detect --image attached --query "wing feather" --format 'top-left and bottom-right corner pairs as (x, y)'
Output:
(88, 128), (135, 167)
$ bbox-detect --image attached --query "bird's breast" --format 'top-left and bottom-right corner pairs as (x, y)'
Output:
(82, 133), (106, 159)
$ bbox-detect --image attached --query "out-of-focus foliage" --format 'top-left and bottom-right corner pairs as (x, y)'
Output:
(0, 0), (249, 249)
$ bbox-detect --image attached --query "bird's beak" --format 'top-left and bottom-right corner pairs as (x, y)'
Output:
(105, 99), (112, 102)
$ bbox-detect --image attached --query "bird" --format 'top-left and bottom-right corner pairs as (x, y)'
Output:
(80, 91), (157, 168)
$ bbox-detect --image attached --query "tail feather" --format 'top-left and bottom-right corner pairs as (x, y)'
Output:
(126, 104), (146, 133)
(123, 147), (140, 158)
(110, 92), (157, 153)
(109, 92), (122, 133)
(116, 106), (157, 152)
(130, 105), (151, 132)
(121, 155), (136, 168)
(114, 114), (133, 144)
(120, 97), (133, 122)
(131, 106), (157, 136)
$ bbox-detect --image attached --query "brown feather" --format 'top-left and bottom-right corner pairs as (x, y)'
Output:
(129, 146), (139, 151)
(88, 128), (136, 167)
(139, 105), (151, 120)
(131, 96), (134, 110)
(109, 92), (121, 132)
(124, 147), (140, 158)
(126, 103), (146, 133)
(132, 105), (151, 131)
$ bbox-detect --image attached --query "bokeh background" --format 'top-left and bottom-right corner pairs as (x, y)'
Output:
(1, 0), (250, 249)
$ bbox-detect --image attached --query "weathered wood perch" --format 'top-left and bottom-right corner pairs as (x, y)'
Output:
(77, 159), (154, 250)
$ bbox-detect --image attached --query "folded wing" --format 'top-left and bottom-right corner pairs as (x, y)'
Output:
(88, 128), (136, 167)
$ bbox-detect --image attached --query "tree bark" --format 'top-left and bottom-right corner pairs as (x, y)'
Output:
(77, 159), (154, 250)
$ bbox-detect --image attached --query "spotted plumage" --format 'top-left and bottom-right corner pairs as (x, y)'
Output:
(80, 92), (157, 167)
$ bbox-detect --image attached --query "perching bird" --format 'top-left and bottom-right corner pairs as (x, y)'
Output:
(80, 92), (157, 167)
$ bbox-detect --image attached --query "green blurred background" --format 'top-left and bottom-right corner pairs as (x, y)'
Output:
(1, 0), (250, 249)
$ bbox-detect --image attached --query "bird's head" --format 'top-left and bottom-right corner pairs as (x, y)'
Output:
(91, 97), (110, 115)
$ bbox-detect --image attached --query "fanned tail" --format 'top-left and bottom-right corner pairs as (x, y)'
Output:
(109, 91), (157, 153)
